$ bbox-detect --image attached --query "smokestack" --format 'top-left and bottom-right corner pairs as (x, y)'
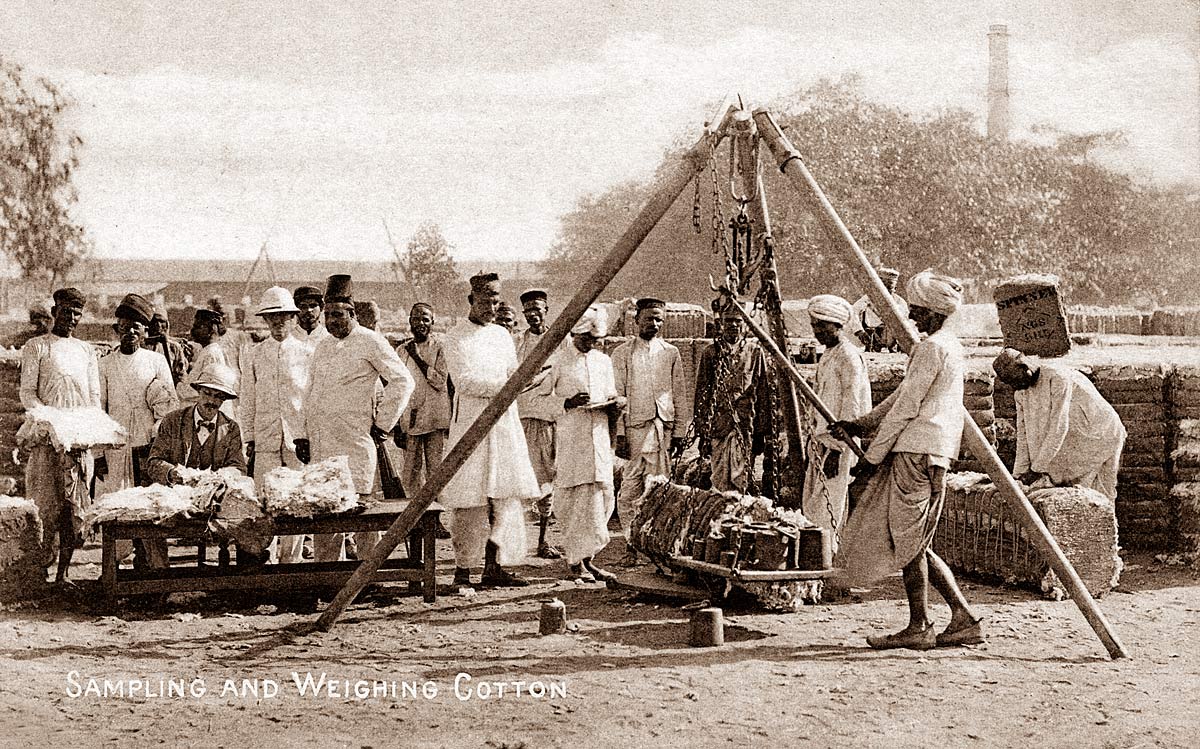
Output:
(987, 23), (1010, 141)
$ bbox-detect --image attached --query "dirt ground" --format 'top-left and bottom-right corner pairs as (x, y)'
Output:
(1, 524), (1198, 749)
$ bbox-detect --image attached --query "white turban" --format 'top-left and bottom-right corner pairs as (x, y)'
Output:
(571, 305), (608, 336)
(906, 269), (964, 315)
(807, 294), (853, 326)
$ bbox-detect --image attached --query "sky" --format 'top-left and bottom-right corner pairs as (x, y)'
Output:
(2, 0), (1197, 264)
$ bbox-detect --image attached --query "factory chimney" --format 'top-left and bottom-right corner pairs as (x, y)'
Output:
(987, 23), (1010, 141)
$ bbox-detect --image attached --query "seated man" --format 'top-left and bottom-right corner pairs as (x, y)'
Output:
(993, 348), (1126, 500)
(147, 363), (254, 565)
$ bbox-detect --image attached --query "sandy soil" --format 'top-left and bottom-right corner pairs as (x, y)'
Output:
(1, 529), (1198, 749)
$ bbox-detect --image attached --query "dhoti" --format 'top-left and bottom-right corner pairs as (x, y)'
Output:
(709, 430), (750, 493)
(801, 441), (855, 555)
(25, 444), (93, 570)
(834, 452), (945, 587)
(557, 481), (615, 564)
(521, 418), (556, 516)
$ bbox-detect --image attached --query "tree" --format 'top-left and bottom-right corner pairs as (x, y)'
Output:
(402, 221), (462, 311)
(0, 57), (90, 288)
(546, 77), (1200, 306)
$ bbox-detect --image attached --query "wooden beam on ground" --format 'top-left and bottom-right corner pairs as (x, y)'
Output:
(751, 107), (1130, 661)
(314, 111), (736, 631)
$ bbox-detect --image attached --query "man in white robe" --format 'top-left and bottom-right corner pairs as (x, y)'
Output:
(832, 270), (982, 651)
(802, 295), (871, 555)
(515, 288), (564, 559)
(243, 287), (312, 563)
(550, 306), (623, 582)
(97, 293), (178, 495)
(442, 272), (542, 588)
(993, 348), (1126, 500)
(612, 297), (690, 566)
(295, 275), (414, 563)
(19, 287), (100, 582)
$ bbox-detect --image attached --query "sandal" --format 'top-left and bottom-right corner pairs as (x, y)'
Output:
(866, 625), (936, 651)
(936, 617), (986, 647)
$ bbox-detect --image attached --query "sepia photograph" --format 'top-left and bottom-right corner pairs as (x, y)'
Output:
(1, 1), (1198, 746)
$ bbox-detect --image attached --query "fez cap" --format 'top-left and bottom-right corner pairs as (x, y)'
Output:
(151, 303), (169, 321)
(469, 272), (501, 294)
(878, 266), (900, 280)
(115, 293), (154, 325)
(636, 297), (667, 311)
(193, 308), (224, 325)
(52, 288), (86, 308)
(519, 288), (548, 305)
(325, 274), (353, 304)
(293, 285), (323, 304)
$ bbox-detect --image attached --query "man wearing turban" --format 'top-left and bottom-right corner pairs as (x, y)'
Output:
(802, 295), (871, 554)
(441, 273), (542, 587)
(993, 348), (1125, 500)
(832, 270), (982, 650)
(18, 287), (100, 583)
(548, 306), (624, 582)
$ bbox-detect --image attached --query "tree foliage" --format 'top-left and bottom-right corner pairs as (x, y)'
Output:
(0, 57), (90, 287)
(400, 221), (463, 312)
(546, 77), (1200, 306)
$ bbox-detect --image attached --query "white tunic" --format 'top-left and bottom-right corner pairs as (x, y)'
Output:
(242, 335), (312, 453)
(97, 348), (178, 492)
(304, 324), (414, 494)
(20, 334), (100, 410)
(442, 320), (540, 508)
(550, 347), (618, 489)
(1014, 364), (1126, 499)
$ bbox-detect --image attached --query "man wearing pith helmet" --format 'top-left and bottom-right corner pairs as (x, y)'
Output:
(243, 286), (312, 563)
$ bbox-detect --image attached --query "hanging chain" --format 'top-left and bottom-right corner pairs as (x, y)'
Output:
(708, 134), (724, 257)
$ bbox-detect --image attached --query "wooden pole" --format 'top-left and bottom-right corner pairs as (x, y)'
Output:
(751, 108), (1130, 660)
(314, 113), (735, 631)
(727, 300), (864, 460)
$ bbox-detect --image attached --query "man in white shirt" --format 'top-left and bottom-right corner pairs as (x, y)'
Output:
(19, 287), (100, 583)
(295, 275), (414, 563)
(833, 270), (982, 651)
(442, 273), (542, 588)
(549, 306), (623, 583)
(292, 286), (330, 345)
(611, 297), (690, 566)
(993, 348), (1126, 500)
(802, 295), (871, 555)
(242, 287), (312, 563)
(515, 288), (563, 559)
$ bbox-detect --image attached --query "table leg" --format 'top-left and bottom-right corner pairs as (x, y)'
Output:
(196, 542), (207, 567)
(422, 513), (437, 603)
(101, 529), (117, 607)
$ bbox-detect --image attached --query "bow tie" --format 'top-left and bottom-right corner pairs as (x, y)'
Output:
(198, 420), (216, 432)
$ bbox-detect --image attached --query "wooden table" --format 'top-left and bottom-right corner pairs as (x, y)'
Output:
(100, 502), (443, 604)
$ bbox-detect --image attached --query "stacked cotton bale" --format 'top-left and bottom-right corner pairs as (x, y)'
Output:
(0, 496), (44, 601)
(0, 360), (23, 495)
(1090, 363), (1172, 550)
(1066, 307), (1148, 336)
(935, 474), (1121, 599)
(954, 369), (998, 473)
(1167, 366), (1200, 562)
(1149, 308), (1200, 337)
(993, 378), (1018, 470)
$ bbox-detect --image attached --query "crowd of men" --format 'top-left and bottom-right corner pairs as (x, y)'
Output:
(13, 266), (1128, 651)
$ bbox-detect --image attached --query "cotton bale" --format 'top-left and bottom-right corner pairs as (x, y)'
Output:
(0, 496), (45, 601)
(993, 274), (1072, 357)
